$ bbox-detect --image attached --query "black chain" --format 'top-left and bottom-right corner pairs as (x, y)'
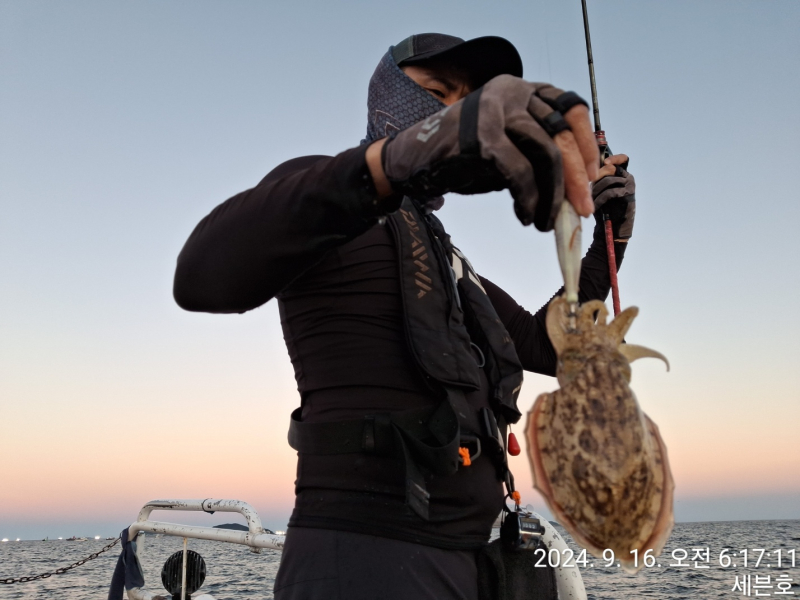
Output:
(0, 537), (120, 585)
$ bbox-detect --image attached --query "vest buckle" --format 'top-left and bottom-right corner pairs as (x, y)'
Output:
(458, 434), (482, 465)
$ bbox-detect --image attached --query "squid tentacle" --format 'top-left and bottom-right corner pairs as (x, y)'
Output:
(618, 344), (670, 371)
(607, 306), (639, 344)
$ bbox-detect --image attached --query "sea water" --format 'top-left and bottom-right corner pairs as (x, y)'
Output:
(1, 520), (798, 599)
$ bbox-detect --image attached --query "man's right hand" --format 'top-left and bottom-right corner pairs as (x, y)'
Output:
(371, 75), (599, 232)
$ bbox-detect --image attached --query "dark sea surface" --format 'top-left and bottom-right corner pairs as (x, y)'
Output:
(1, 520), (798, 599)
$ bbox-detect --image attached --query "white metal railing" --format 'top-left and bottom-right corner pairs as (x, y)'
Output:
(126, 499), (285, 600)
(129, 498), (285, 553)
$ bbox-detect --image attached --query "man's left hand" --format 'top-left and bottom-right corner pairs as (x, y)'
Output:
(592, 153), (635, 241)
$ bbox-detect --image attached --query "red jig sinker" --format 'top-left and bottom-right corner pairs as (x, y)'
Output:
(508, 432), (521, 456)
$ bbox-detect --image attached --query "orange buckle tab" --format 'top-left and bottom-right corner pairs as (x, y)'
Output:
(458, 447), (472, 467)
(511, 491), (521, 505)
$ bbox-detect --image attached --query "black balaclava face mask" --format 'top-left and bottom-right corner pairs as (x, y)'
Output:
(362, 49), (448, 211)
(362, 48), (447, 145)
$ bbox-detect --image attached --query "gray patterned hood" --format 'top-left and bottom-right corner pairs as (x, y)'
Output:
(362, 49), (447, 145)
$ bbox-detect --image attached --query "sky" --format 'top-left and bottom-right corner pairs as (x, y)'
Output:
(1, 0), (798, 540)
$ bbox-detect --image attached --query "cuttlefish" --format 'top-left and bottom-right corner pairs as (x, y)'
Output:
(525, 296), (674, 573)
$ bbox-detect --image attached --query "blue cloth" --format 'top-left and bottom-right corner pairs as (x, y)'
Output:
(107, 527), (146, 600)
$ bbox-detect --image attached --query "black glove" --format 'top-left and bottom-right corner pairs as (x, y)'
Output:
(592, 165), (636, 240)
(381, 75), (588, 232)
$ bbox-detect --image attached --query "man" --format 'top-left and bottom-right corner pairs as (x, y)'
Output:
(174, 33), (635, 600)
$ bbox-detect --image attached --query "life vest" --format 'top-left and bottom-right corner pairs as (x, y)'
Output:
(289, 198), (524, 520)
(389, 198), (523, 424)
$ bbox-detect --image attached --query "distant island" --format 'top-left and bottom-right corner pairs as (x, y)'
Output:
(212, 523), (274, 534)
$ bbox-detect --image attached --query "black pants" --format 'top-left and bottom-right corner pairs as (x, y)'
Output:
(274, 527), (479, 600)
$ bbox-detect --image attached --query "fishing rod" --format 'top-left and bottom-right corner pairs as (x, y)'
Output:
(580, 0), (621, 315)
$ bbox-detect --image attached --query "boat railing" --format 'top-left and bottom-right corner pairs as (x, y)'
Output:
(130, 498), (285, 554)
(126, 498), (285, 600)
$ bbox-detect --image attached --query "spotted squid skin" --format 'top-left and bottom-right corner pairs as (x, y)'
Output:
(526, 297), (673, 573)
(536, 353), (664, 548)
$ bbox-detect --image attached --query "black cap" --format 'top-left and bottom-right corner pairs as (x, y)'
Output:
(391, 33), (523, 88)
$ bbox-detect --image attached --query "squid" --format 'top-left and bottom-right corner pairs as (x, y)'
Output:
(525, 296), (674, 573)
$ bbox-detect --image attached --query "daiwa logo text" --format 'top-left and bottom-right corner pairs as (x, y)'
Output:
(416, 106), (451, 143)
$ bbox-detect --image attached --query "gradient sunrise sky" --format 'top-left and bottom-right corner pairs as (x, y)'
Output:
(1, 0), (798, 540)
